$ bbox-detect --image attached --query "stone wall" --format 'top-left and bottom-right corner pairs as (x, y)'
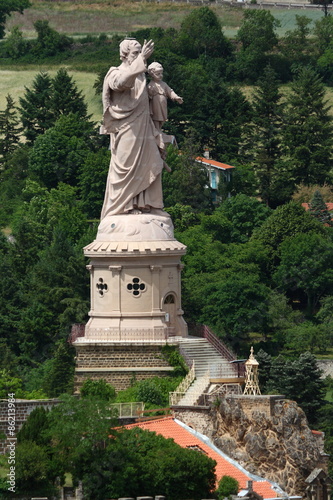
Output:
(74, 342), (175, 391)
(75, 343), (171, 368)
(211, 396), (325, 496)
(0, 399), (59, 454)
(75, 369), (174, 392)
(230, 394), (285, 419)
(317, 360), (333, 378)
(173, 406), (214, 438)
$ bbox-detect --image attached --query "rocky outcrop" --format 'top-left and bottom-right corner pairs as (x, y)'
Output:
(212, 397), (323, 497)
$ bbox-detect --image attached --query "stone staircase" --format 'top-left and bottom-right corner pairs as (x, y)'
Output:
(177, 337), (237, 378)
(176, 370), (211, 406)
(170, 337), (240, 407)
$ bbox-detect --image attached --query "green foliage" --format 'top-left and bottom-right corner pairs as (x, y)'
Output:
(162, 142), (212, 212)
(81, 379), (116, 401)
(2, 26), (29, 58)
(274, 231), (333, 314)
(33, 20), (71, 58)
(265, 352), (325, 425)
(216, 475), (239, 499)
(216, 194), (272, 243)
(161, 344), (188, 377)
(17, 407), (50, 446)
(42, 341), (75, 397)
(51, 68), (89, 121)
(0, 0), (31, 40)
(80, 427), (217, 500)
(177, 7), (232, 59)
(285, 321), (330, 354)
(282, 67), (333, 187)
(235, 10), (280, 82)
(251, 201), (325, 266)
(45, 394), (118, 481)
(19, 71), (54, 144)
(0, 369), (24, 398)
(0, 94), (22, 165)
(79, 148), (110, 218)
(281, 15), (313, 67)
(309, 189), (333, 225)
(19, 69), (91, 145)
(115, 376), (182, 408)
(15, 441), (56, 497)
(165, 203), (199, 233)
(28, 122), (90, 188)
(245, 65), (285, 206)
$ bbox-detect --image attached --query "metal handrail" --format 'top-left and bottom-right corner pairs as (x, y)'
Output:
(169, 361), (195, 405)
(109, 402), (145, 418)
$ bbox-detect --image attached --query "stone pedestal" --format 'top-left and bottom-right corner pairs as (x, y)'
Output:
(74, 211), (188, 390)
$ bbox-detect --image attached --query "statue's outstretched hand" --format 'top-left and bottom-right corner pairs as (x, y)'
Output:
(142, 39), (154, 61)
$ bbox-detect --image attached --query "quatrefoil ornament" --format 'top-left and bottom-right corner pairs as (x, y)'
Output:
(96, 277), (108, 297)
(127, 277), (146, 297)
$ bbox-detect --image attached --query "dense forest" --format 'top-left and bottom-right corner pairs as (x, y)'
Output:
(0, 2), (333, 494)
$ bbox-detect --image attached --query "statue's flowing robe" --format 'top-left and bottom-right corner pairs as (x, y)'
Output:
(100, 55), (164, 218)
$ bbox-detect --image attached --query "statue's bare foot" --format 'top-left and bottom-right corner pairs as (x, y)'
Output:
(142, 206), (151, 213)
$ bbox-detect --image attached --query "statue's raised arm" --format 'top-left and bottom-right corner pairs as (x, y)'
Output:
(100, 38), (164, 218)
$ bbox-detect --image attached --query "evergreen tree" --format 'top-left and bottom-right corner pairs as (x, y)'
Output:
(19, 72), (54, 144)
(309, 189), (333, 225)
(282, 67), (333, 187)
(247, 65), (284, 206)
(43, 341), (75, 397)
(17, 407), (50, 446)
(51, 68), (89, 121)
(266, 352), (325, 426)
(0, 94), (22, 165)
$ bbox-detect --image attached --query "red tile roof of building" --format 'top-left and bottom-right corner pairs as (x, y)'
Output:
(196, 156), (235, 170)
(302, 202), (333, 212)
(124, 417), (284, 499)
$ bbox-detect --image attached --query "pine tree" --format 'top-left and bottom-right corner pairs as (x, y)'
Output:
(282, 67), (333, 186)
(51, 68), (89, 121)
(309, 189), (333, 226)
(19, 72), (54, 144)
(43, 341), (75, 397)
(248, 65), (284, 206)
(0, 94), (22, 165)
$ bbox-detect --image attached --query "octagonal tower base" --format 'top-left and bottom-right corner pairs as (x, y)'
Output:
(74, 210), (188, 391)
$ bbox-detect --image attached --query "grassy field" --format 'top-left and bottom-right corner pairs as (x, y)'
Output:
(0, 69), (102, 122)
(6, 0), (326, 39)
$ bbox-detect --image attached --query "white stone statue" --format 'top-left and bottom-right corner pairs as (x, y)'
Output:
(100, 38), (165, 218)
(147, 62), (183, 133)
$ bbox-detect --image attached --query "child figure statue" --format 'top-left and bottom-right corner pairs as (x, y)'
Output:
(147, 62), (183, 133)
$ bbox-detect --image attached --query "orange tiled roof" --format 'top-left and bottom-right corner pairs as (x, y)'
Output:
(196, 156), (235, 170)
(311, 430), (324, 436)
(124, 417), (284, 499)
(302, 202), (333, 212)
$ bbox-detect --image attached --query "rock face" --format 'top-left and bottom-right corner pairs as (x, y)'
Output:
(212, 397), (323, 496)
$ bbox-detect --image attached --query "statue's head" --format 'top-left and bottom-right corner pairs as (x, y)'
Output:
(119, 38), (142, 64)
(148, 62), (163, 81)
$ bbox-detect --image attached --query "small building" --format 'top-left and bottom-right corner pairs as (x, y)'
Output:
(195, 156), (235, 204)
